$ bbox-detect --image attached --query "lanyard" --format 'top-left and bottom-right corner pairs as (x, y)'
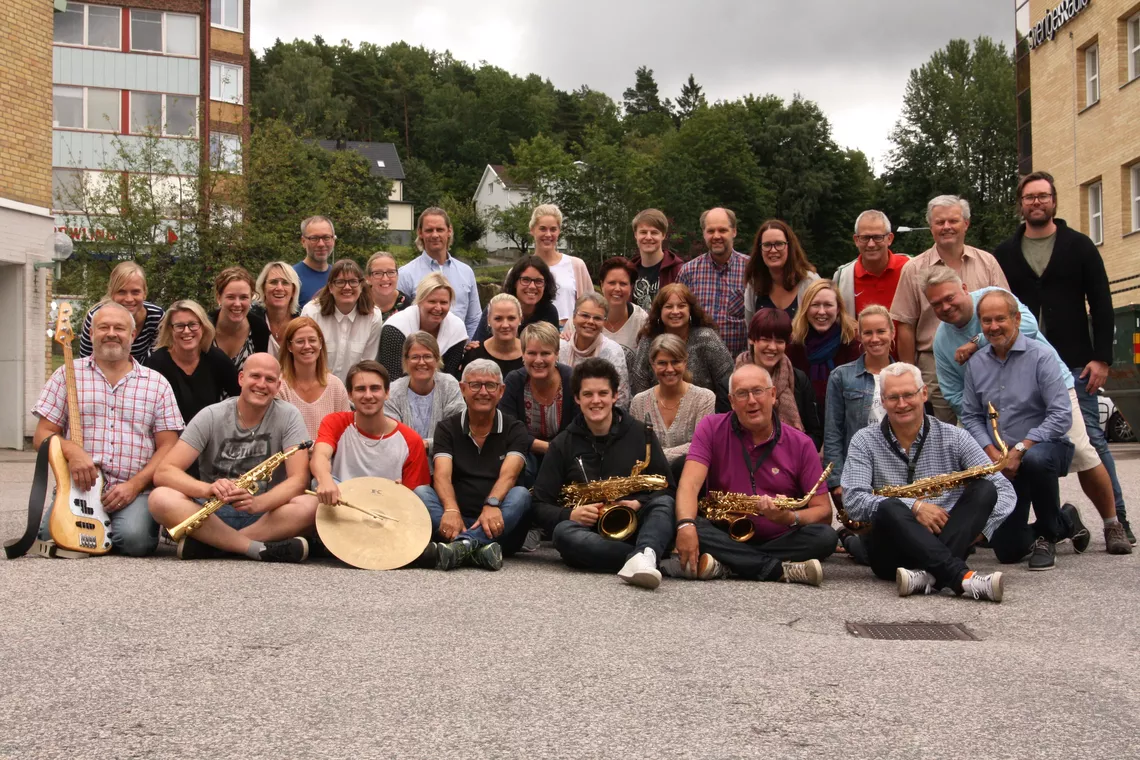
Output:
(880, 415), (929, 484)
(734, 414), (782, 495)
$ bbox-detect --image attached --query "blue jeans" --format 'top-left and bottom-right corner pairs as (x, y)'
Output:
(414, 485), (532, 553)
(1072, 368), (1127, 523)
(990, 438), (1075, 562)
(39, 491), (159, 557)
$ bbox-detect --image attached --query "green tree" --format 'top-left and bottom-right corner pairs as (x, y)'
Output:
(674, 74), (707, 124)
(622, 66), (674, 136)
(253, 48), (353, 137)
(881, 37), (1019, 252)
(486, 203), (533, 253)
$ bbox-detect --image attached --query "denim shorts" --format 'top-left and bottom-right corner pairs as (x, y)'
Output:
(194, 499), (262, 530)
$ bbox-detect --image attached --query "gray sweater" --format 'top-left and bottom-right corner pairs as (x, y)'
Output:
(383, 372), (465, 457)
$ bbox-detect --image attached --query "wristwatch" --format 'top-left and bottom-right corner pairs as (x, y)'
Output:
(1013, 442), (1028, 454)
(485, 496), (502, 508)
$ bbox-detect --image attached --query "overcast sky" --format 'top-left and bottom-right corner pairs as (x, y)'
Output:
(250, 0), (1015, 172)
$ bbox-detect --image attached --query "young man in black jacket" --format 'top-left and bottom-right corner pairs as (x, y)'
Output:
(994, 172), (1133, 546)
(531, 358), (676, 589)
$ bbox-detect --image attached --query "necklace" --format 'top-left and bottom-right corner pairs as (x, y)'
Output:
(655, 388), (682, 411)
(236, 403), (261, 430)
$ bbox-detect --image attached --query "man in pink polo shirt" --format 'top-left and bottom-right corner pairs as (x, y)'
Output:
(663, 363), (837, 583)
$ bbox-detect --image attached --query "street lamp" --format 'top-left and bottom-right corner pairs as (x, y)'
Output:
(896, 226), (930, 233)
(35, 232), (74, 280)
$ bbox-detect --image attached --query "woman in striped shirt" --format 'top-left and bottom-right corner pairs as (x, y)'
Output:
(79, 261), (164, 363)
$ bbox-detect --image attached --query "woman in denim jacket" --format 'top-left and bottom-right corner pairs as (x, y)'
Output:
(824, 305), (895, 511)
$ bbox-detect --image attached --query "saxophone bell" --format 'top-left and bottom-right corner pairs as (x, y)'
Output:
(598, 504), (638, 541)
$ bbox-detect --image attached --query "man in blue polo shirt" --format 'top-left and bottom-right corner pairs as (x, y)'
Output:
(665, 363), (837, 583)
(294, 215), (336, 304)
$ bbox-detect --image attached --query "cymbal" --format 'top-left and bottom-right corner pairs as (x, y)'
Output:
(315, 477), (432, 570)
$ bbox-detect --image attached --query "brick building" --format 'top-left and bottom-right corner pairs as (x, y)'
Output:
(1016, 0), (1140, 304)
(0, 0), (57, 448)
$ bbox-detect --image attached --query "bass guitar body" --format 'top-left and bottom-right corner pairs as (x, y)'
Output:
(46, 434), (112, 554)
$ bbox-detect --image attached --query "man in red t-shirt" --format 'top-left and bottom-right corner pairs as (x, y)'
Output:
(832, 210), (909, 315)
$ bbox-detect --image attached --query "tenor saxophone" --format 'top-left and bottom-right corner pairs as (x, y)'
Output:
(700, 464), (834, 543)
(560, 431), (668, 541)
(168, 441), (314, 541)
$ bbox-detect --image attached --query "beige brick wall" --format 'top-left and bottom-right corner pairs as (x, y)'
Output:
(0, 0), (53, 208)
(1029, 0), (1140, 306)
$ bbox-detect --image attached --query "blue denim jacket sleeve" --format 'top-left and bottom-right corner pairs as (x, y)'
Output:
(823, 366), (848, 488)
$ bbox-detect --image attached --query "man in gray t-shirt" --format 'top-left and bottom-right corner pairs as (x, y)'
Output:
(149, 353), (315, 562)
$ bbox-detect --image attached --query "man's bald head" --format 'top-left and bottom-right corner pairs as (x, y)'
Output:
(729, 363), (772, 395)
(238, 352), (282, 406)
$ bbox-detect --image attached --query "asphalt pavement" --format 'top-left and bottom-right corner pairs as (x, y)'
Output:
(1, 449), (1138, 760)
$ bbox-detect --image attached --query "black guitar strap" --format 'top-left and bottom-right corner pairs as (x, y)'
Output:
(3, 436), (53, 560)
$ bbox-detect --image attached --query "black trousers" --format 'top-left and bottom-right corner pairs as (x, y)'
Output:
(551, 494), (675, 573)
(864, 479), (997, 590)
(696, 518), (838, 581)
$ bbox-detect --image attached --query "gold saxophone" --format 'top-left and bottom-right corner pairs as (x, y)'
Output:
(560, 433), (668, 541)
(700, 463), (834, 543)
(168, 441), (314, 541)
(836, 403), (1007, 533)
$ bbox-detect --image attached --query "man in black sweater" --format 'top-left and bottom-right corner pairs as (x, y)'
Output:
(994, 171), (1133, 546)
(532, 358), (676, 589)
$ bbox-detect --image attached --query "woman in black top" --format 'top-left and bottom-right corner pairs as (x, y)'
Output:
(470, 255), (560, 344)
(461, 293), (524, 378)
(144, 299), (240, 423)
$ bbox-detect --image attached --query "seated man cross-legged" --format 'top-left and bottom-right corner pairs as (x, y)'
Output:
(532, 358), (676, 589)
(841, 362), (1014, 601)
(414, 359), (533, 571)
(149, 353), (314, 561)
(670, 364), (838, 585)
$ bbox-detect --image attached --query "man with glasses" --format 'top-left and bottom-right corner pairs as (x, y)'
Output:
(665, 364), (837, 585)
(294, 215), (337, 304)
(832, 210), (909, 315)
(840, 362), (1013, 601)
(397, 207), (482, 339)
(677, 207), (749, 356)
(413, 359), (532, 570)
(962, 290), (1085, 572)
(993, 172), (1134, 545)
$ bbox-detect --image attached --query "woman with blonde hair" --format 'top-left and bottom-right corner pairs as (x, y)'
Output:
(144, 299), (239, 423)
(558, 292), (631, 409)
(461, 293), (524, 377)
(365, 251), (410, 320)
(786, 279), (862, 411)
(276, 316), (350, 439)
(378, 273), (468, 380)
(79, 261), (164, 362)
(528, 203), (592, 324)
(210, 265), (269, 371)
(384, 332), (465, 457)
(301, 259), (383, 383)
(253, 261), (302, 356)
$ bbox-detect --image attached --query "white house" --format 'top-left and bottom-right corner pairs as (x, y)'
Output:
(472, 164), (530, 253)
(319, 140), (415, 245)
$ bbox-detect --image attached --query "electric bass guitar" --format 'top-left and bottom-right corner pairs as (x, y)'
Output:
(47, 302), (112, 554)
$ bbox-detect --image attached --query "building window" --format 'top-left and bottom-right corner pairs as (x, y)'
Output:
(1129, 14), (1140, 84)
(52, 169), (83, 212)
(54, 3), (121, 50)
(52, 169), (119, 214)
(130, 92), (198, 137)
(1132, 164), (1140, 233)
(211, 0), (242, 32)
(1086, 44), (1100, 107)
(210, 62), (243, 104)
(53, 86), (121, 132)
(130, 10), (199, 57)
(1088, 181), (1104, 245)
(210, 133), (242, 173)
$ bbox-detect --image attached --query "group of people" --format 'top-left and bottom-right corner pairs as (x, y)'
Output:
(33, 170), (1133, 603)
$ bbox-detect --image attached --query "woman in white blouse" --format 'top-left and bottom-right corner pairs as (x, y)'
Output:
(529, 203), (593, 324)
(559, 292), (631, 409)
(300, 259), (383, 383)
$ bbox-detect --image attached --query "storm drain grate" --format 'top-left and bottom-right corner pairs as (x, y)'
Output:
(846, 622), (980, 641)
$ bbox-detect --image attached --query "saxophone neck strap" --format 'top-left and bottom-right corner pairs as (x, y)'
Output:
(732, 413), (782, 495)
(880, 415), (930, 485)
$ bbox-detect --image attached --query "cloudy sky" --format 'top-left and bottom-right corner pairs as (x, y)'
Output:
(250, 0), (1015, 172)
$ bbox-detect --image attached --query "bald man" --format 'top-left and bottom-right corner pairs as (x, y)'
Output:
(150, 353), (314, 562)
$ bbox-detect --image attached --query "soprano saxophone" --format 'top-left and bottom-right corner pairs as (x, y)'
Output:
(168, 441), (314, 541)
(560, 428), (668, 541)
(700, 464), (834, 543)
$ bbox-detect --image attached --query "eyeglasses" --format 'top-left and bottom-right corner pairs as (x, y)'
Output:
(884, 390), (923, 405)
(576, 312), (606, 323)
(172, 322), (201, 333)
(407, 353), (436, 364)
(291, 337), (321, 348)
(266, 278), (293, 288)
(518, 276), (545, 287)
(760, 241), (787, 252)
(332, 278), (361, 289)
(855, 234), (888, 244)
(731, 386), (772, 401)
(369, 270), (398, 279)
(1021, 193), (1053, 204)
(464, 381), (501, 392)
(304, 234), (335, 243)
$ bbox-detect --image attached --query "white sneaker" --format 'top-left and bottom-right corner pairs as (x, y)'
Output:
(961, 571), (1003, 603)
(618, 548), (661, 589)
(780, 559), (823, 586)
(896, 568), (937, 597)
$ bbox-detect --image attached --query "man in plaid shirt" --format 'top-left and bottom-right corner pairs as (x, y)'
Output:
(677, 207), (749, 357)
(33, 303), (184, 556)
(841, 362), (1014, 602)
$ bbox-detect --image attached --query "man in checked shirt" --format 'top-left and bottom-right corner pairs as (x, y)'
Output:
(677, 207), (749, 357)
(33, 303), (184, 556)
(841, 362), (1014, 602)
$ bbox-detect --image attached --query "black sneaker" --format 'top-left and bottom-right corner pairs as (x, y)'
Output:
(1123, 519), (1136, 546)
(412, 542), (440, 568)
(1061, 503), (1090, 553)
(468, 542), (503, 571)
(259, 537), (309, 563)
(177, 536), (226, 560)
(1028, 536), (1056, 571)
(435, 540), (473, 571)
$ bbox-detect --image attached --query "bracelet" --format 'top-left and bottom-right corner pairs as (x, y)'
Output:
(444, 508), (461, 514)
(792, 512), (800, 527)
(676, 518), (697, 529)
(676, 522), (697, 531)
